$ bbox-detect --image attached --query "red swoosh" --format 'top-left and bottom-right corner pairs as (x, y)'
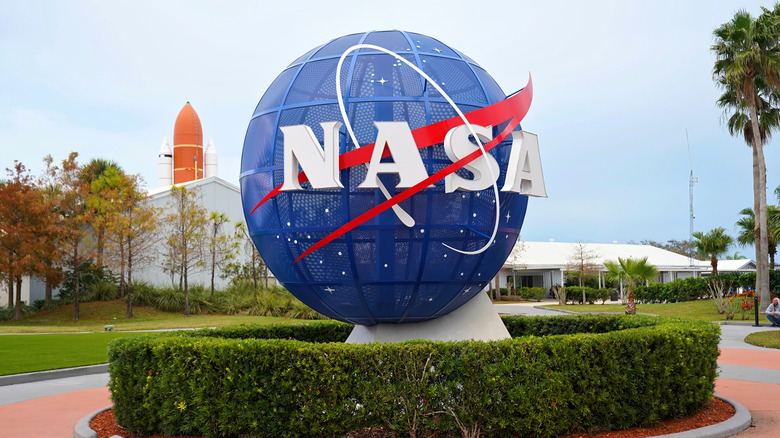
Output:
(249, 75), (534, 215)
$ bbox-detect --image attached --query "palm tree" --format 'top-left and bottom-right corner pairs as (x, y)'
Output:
(605, 257), (658, 315)
(79, 158), (124, 267)
(726, 251), (748, 260)
(693, 227), (735, 275)
(736, 206), (780, 268)
(713, 6), (780, 310)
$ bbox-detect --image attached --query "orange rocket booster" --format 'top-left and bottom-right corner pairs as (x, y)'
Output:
(173, 102), (203, 184)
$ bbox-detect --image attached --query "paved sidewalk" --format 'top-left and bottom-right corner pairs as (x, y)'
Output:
(715, 325), (780, 437)
(0, 313), (777, 437)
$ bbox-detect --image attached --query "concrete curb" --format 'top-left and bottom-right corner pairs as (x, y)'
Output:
(0, 363), (108, 387)
(531, 305), (657, 316)
(73, 405), (111, 438)
(74, 396), (750, 438)
(647, 395), (751, 438)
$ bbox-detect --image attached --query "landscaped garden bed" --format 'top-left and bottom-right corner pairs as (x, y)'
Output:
(108, 315), (720, 437)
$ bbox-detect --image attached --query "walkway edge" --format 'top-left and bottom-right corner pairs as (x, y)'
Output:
(74, 396), (750, 438)
(74, 405), (111, 438)
(0, 364), (108, 387)
(647, 395), (751, 438)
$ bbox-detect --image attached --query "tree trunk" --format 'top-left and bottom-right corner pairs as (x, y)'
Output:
(119, 239), (126, 299)
(580, 277), (585, 304)
(711, 255), (718, 276)
(73, 247), (80, 321)
(210, 250), (216, 299)
(749, 98), (771, 311)
(44, 261), (53, 302)
(13, 276), (22, 320)
(625, 287), (636, 315)
(45, 278), (52, 303)
(183, 265), (190, 317)
(126, 237), (133, 319)
(96, 224), (105, 267)
(6, 275), (13, 308)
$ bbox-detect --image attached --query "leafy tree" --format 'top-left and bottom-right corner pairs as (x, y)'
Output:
(693, 227), (735, 275)
(105, 174), (161, 318)
(0, 162), (60, 319)
(228, 221), (269, 291)
(566, 243), (599, 305)
(44, 153), (95, 320)
(604, 257), (658, 315)
(80, 158), (123, 268)
(736, 206), (780, 268)
(713, 5), (780, 310)
(206, 211), (240, 297)
(726, 251), (748, 260)
(163, 185), (207, 316)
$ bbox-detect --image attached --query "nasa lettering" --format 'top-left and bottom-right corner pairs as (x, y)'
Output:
(240, 31), (544, 325)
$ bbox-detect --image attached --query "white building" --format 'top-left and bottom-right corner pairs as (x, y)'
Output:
(138, 176), (251, 290)
(494, 241), (756, 292)
(0, 277), (46, 307)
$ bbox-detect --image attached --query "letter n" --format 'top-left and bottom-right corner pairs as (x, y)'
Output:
(280, 121), (343, 190)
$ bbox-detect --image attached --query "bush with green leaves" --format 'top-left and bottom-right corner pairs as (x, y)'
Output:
(517, 286), (547, 301)
(109, 315), (719, 438)
(566, 286), (611, 304)
(635, 277), (709, 303)
(58, 259), (118, 303)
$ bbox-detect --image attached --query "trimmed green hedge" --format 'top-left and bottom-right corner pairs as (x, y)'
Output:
(108, 316), (719, 438)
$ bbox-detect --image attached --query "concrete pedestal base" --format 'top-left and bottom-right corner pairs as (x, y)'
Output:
(345, 292), (510, 343)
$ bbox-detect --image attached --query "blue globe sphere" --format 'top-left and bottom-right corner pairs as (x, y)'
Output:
(240, 30), (528, 325)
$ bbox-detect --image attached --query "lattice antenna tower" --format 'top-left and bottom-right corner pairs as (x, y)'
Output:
(687, 128), (699, 267)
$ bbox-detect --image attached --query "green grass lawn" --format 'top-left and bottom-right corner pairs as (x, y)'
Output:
(0, 332), (149, 376)
(540, 299), (758, 322)
(0, 300), (307, 333)
(0, 300), (320, 375)
(744, 330), (780, 349)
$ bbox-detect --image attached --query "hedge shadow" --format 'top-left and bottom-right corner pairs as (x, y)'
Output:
(108, 315), (719, 437)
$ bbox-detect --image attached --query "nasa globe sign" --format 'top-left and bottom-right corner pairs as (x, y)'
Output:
(240, 30), (545, 326)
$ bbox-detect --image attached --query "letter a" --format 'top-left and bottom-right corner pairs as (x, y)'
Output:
(501, 131), (547, 197)
(280, 121), (343, 191)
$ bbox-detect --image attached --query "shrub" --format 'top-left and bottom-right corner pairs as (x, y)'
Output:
(285, 298), (328, 320)
(635, 277), (709, 303)
(58, 259), (117, 303)
(517, 286), (547, 301)
(84, 279), (119, 301)
(109, 315), (719, 438)
(128, 281), (158, 307)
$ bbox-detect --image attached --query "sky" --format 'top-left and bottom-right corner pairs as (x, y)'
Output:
(0, 0), (776, 253)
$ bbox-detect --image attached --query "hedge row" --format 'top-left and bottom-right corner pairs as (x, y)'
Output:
(108, 316), (719, 438)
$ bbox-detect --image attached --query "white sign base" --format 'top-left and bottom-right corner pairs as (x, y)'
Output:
(345, 292), (510, 344)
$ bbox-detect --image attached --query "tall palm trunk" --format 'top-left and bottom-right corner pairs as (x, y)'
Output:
(749, 96), (771, 311)
(625, 287), (636, 315)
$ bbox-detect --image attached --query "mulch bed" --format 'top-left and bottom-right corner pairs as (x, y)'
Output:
(91, 397), (734, 438)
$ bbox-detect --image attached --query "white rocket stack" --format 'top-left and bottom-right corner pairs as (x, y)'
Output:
(158, 137), (173, 187)
(204, 138), (218, 179)
(157, 136), (218, 187)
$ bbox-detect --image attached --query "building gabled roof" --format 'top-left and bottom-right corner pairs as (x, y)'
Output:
(146, 176), (239, 199)
(504, 241), (755, 273)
